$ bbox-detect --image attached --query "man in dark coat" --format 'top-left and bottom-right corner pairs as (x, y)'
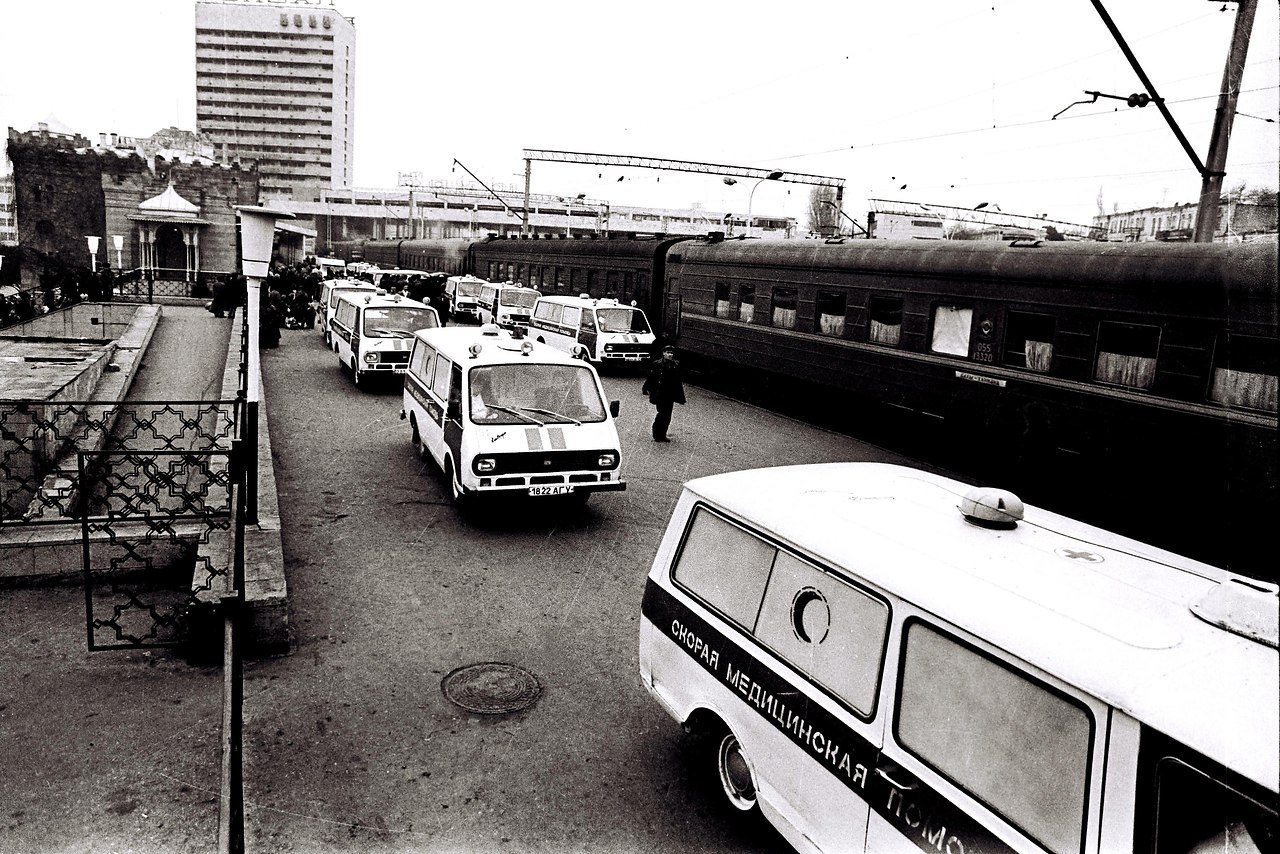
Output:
(641, 345), (686, 442)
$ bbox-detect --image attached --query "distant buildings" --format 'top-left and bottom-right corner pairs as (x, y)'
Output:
(1092, 199), (1277, 243)
(195, 1), (356, 202)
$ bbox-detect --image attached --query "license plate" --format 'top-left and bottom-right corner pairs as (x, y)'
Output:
(528, 485), (574, 497)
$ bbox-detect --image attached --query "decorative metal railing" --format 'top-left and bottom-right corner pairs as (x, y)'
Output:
(0, 400), (239, 524)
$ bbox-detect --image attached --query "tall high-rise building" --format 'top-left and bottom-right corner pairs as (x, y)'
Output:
(195, 1), (355, 201)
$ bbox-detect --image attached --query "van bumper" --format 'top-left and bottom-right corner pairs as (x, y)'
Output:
(471, 478), (626, 495)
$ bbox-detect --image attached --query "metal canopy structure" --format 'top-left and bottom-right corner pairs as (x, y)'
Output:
(521, 149), (845, 236)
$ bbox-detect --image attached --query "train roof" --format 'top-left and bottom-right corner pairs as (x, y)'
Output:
(672, 237), (1277, 297)
(680, 462), (1279, 791)
(472, 234), (686, 262)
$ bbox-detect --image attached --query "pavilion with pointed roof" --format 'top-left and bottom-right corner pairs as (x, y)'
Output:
(126, 183), (214, 282)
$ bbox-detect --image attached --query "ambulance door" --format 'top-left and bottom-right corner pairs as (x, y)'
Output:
(443, 362), (465, 487)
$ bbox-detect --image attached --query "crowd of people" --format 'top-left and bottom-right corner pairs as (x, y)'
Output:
(0, 264), (121, 328)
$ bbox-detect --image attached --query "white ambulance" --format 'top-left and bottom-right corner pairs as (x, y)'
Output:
(317, 278), (378, 347)
(444, 275), (488, 323)
(476, 281), (540, 331)
(401, 325), (625, 507)
(639, 462), (1278, 854)
(529, 295), (655, 365)
(331, 290), (439, 387)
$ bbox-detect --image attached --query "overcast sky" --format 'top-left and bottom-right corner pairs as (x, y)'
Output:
(2, 0), (1276, 227)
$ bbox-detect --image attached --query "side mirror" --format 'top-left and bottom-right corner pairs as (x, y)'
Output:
(610, 400), (620, 418)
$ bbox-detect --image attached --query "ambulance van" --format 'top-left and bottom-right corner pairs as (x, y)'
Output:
(332, 290), (439, 387)
(529, 295), (655, 366)
(639, 462), (1278, 854)
(317, 278), (378, 347)
(444, 275), (487, 323)
(476, 282), (540, 331)
(402, 324), (625, 507)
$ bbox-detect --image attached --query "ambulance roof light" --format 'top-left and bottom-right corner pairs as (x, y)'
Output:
(520, 341), (535, 356)
(468, 343), (483, 358)
(959, 486), (1024, 529)
(479, 323), (502, 336)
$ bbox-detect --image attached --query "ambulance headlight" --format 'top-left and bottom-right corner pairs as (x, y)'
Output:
(597, 452), (618, 468)
(475, 457), (496, 473)
(363, 352), (379, 364)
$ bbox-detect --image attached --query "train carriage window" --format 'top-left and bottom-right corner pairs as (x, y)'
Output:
(516, 265), (526, 285)
(771, 288), (798, 330)
(1096, 321), (1160, 390)
(528, 267), (540, 289)
(1210, 334), (1278, 412)
(816, 291), (847, 337)
(930, 305), (973, 357)
(738, 285), (756, 323)
(715, 283), (732, 318)
(1005, 311), (1056, 372)
(587, 270), (598, 293)
(869, 296), (903, 346)
(897, 621), (1093, 854)
(606, 270), (620, 298)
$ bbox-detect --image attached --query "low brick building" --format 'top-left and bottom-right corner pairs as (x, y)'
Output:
(6, 125), (259, 289)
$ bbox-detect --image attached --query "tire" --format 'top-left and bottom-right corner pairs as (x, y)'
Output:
(713, 729), (758, 812)
(443, 456), (466, 508)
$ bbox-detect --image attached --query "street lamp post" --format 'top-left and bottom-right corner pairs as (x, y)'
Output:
(747, 171), (784, 237)
(86, 236), (101, 273)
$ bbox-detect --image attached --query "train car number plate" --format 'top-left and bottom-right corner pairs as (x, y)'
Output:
(529, 485), (574, 497)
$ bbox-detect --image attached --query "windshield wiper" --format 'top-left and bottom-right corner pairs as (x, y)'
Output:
(521, 407), (581, 426)
(485, 405), (545, 425)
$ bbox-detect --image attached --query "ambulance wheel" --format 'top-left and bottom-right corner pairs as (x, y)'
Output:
(443, 457), (466, 507)
(714, 728), (758, 812)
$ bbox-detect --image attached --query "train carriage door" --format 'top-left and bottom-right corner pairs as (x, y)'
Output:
(664, 278), (681, 343)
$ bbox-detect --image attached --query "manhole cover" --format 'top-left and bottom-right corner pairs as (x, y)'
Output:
(441, 662), (542, 714)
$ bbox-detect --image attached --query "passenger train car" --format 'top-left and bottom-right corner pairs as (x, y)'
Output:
(328, 234), (1278, 576)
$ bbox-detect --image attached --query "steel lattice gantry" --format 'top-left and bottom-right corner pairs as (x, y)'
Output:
(520, 149), (846, 235)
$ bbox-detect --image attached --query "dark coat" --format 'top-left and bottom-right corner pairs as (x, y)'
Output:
(642, 355), (686, 406)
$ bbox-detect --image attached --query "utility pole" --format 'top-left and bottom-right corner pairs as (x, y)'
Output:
(1194, 0), (1256, 243)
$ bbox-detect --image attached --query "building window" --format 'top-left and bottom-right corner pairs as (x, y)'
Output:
(1095, 321), (1160, 389)
(816, 290), (846, 337)
(868, 296), (902, 346)
(1005, 311), (1055, 372)
(771, 287), (798, 330)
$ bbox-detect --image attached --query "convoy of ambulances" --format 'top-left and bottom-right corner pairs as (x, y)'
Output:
(331, 290), (439, 387)
(529, 295), (656, 365)
(401, 324), (625, 507)
(639, 462), (1278, 854)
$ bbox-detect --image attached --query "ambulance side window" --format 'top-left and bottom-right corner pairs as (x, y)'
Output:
(563, 306), (581, 329)
(580, 311), (597, 333)
(895, 620), (1093, 854)
(753, 551), (889, 718)
(1137, 729), (1278, 854)
(431, 355), (451, 401)
(410, 342), (436, 386)
(672, 507), (773, 629)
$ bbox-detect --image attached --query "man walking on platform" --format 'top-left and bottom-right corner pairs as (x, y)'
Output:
(641, 345), (685, 442)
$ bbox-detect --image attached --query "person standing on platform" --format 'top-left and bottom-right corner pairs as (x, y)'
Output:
(641, 345), (686, 442)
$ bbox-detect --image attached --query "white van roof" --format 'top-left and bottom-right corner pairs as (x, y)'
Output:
(680, 462), (1279, 791)
(412, 325), (593, 368)
(334, 291), (432, 311)
(536, 294), (631, 309)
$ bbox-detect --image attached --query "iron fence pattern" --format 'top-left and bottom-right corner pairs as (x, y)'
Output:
(0, 400), (239, 524)
(80, 449), (236, 650)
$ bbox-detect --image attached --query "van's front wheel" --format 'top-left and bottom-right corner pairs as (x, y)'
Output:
(443, 457), (467, 508)
(715, 730), (758, 812)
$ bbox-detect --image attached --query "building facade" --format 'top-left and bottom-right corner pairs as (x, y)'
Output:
(195, 1), (355, 203)
(1092, 199), (1278, 243)
(0, 175), (17, 247)
(6, 125), (259, 288)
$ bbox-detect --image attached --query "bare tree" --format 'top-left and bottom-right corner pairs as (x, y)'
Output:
(807, 186), (841, 236)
